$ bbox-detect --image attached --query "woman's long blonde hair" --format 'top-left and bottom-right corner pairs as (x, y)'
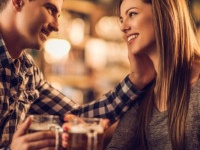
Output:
(153, 0), (200, 149)
(116, 0), (200, 149)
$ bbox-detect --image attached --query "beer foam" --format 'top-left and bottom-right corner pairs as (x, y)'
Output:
(86, 125), (104, 133)
(29, 122), (50, 130)
(29, 123), (62, 131)
(69, 124), (87, 133)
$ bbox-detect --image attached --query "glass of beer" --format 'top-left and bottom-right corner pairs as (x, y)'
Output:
(67, 117), (104, 150)
(27, 114), (63, 150)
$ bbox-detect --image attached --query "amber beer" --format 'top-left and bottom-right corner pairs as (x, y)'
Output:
(68, 133), (104, 150)
(68, 118), (104, 150)
(27, 115), (62, 150)
(68, 130), (87, 150)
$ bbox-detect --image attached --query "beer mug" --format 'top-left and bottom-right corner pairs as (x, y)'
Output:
(27, 114), (63, 150)
(68, 117), (104, 150)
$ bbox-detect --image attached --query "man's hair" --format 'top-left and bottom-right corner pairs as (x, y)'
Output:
(0, 0), (9, 12)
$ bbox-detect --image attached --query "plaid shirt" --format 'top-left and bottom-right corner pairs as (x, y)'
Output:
(0, 36), (144, 148)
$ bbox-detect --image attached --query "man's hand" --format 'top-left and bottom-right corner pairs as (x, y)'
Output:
(10, 117), (57, 150)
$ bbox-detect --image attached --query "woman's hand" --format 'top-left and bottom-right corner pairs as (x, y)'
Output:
(62, 114), (110, 148)
(61, 114), (75, 148)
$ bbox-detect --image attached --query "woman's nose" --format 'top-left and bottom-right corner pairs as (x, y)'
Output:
(120, 20), (131, 33)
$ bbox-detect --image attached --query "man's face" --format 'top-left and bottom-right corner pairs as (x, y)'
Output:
(16, 0), (63, 50)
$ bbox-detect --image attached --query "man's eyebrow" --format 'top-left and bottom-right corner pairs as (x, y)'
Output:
(45, 2), (59, 12)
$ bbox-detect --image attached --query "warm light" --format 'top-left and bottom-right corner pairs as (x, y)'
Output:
(44, 38), (71, 63)
(85, 38), (107, 70)
(95, 16), (123, 41)
(192, 1), (200, 23)
(69, 18), (85, 45)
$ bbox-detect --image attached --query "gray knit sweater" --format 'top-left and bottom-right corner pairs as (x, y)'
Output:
(106, 79), (200, 150)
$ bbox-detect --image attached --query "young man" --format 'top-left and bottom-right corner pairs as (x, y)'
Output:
(0, 0), (155, 149)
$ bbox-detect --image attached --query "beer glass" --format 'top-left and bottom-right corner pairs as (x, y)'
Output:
(27, 114), (63, 150)
(68, 117), (104, 150)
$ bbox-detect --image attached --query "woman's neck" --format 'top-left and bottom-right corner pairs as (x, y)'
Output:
(190, 60), (200, 87)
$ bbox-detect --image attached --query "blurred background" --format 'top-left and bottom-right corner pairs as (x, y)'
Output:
(30, 0), (200, 104)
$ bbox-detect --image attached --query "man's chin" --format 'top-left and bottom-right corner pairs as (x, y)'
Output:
(29, 43), (44, 50)
(37, 38), (46, 49)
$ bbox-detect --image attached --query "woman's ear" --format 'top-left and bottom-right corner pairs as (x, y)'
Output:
(12, 0), (23, 11)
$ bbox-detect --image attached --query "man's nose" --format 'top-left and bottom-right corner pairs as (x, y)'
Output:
(49, 19), (59, 32)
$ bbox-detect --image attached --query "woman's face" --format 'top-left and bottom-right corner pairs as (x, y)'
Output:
(120, 0), (156, 56)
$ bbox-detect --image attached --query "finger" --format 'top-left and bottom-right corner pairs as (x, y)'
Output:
(27, 139), (56, 150)
(62, 140), (68, 149)
(25, 131), (56, 142)
(14, 117), (31, 137)
(62, 133), (69, 149)
(62, 132), (69, 140)
(62, 127), (69, 148)
(101, 119), (110, 130)
(23, 132), (56, 150)
(62, 123), (72, 132)
(63, 114), (76, 121)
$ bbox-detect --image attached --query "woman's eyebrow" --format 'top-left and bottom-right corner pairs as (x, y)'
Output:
(125, 7), (138, 15)
(119, 7), (138, 19)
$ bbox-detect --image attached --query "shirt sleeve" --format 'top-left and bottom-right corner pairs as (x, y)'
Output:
(69, 76), (146, 123)
(28, 66), (80, 115)
(29, 63), (146, 123)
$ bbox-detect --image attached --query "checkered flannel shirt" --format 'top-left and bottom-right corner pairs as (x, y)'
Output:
(0, 36), (144, 148)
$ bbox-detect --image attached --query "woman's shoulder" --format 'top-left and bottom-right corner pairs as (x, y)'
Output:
(190, 59), (200, 109)
(190, 73), (200, 112)
(190, 59), (200, 87)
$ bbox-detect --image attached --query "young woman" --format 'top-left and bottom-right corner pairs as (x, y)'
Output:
(106, 0), (200, 149)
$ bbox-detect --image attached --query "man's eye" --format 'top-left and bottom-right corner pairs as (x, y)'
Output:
(47, 7), (57, 15)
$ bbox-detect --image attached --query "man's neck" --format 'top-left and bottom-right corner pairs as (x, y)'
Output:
(0, 3), (24, 59)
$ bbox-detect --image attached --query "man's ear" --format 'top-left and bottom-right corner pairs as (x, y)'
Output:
(12, 0), (24, 11)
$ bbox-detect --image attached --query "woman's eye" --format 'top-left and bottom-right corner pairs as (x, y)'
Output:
(129, 12), (137, 17)
(119, 17), (123, 24)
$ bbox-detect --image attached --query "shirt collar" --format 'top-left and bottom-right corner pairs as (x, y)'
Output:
(0, 35), (33, 69)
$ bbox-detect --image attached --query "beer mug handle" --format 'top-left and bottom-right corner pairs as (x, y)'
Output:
(87, 130), (98, 150)
(49, 124), (61, 150)
(55, 128), (59, 150)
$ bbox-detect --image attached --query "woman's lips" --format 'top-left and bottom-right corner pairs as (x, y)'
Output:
(127, 33), (139, 44)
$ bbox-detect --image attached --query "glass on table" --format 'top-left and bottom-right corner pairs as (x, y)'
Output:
(67, 117), (104, 150)
(27, 114), (63, 150)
